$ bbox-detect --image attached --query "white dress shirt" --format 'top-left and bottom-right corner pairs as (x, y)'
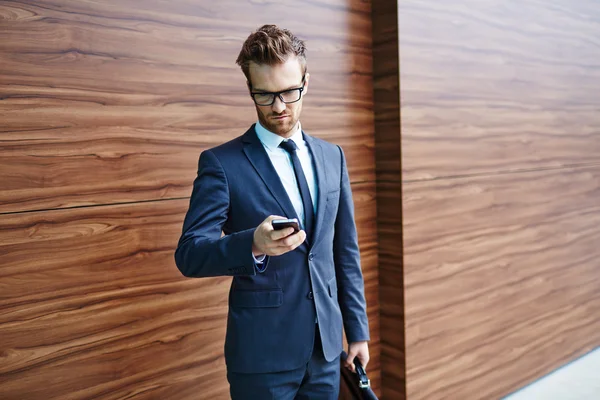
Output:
(255, 120), (318, 220)
(253, 120), (318, 263)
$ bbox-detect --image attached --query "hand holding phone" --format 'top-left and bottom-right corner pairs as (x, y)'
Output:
(252, 216), (306, 257)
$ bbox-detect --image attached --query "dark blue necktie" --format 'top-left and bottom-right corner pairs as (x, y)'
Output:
(279, 139), (314, 242)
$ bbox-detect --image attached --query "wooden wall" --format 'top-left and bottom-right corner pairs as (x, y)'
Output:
(399, 0), (600, 399)
(0, 1), (380, 398)
(372, 0), (406, 399)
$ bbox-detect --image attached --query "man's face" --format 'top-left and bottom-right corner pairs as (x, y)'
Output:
(248, 56), (309, 138)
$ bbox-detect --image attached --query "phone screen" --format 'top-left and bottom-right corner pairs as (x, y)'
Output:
(272, 218), (300, 233)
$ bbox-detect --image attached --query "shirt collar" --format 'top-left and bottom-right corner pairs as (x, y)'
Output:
(255, 120), (303, 152)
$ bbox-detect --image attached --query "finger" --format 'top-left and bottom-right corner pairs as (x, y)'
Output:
(263, 243), (286, 256)
(265, 230), (306, 256)
(267, 248), (286, 257)
(279, 230), (306, 249)
(270, 227), (295, 241)
(344, 361), (356, 373)
(265, 236), (293, 250)
(361, 356), (370, 369)
(272, 229), (302, 245)
(264, 243), (291, 256)
(278, 230), (298, 247)
(288, 231), (307, 249)
(345, 352), (356, 372)
(265, 234), (301, 252)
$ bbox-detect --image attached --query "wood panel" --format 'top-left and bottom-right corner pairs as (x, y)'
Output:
(399, 0), (600, 181)
(0, 180), (380, 399)
(377, 182), (405, 400)
(0, 199), (232, 399)
(372, 0), (405, 398)
(0, 0), (380, 398)
(0, 0), (375, 214)
(399, 1), (600, 398)
(353, 182), (382, 395)
(372, 0), (402, 183)
(402, 165), (600, 399)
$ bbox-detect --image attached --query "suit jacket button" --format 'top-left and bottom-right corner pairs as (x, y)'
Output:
(308, 253), (314, 261)
(307, 291), (314, 300)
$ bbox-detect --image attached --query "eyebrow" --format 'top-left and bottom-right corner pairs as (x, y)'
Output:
(252, 82), (302, 93)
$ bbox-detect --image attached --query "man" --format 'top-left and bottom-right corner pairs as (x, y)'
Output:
(174, 24), (370, 399)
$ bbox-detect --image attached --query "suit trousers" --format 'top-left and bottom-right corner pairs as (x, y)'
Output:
(227, 324), (341, 400)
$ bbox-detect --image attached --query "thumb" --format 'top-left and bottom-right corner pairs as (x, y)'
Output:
(345, 350), (357, 373)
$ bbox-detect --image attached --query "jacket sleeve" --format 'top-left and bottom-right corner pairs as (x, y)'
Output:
(174, 149), (270, 277)
(333, 145), (370, 343)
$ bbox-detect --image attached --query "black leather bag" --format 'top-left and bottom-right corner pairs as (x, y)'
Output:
(339, 351), (379, 400)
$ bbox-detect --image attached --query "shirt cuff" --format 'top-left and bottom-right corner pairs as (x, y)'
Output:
(253, 253), (266, 263)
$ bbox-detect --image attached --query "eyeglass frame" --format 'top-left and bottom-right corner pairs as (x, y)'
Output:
(249, 74), (306, 106)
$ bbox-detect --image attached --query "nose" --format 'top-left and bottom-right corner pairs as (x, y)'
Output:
(272, 96), (286, 114)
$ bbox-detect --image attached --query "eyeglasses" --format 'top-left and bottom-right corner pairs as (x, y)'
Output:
(250, 75), (306, 106)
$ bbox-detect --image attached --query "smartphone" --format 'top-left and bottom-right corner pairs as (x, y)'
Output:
(272, 218), (300, 233)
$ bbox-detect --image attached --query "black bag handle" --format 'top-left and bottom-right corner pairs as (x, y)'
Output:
(353, 357), (371, 389)
(340, 350), (379, 399)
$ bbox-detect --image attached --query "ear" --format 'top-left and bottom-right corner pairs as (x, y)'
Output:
(303, 72), (310, 95)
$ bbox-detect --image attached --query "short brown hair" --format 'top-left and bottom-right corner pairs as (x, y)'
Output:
(236, 24), (307, 85)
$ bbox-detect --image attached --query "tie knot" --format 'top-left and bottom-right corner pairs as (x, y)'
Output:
(279, 139), (298, 154)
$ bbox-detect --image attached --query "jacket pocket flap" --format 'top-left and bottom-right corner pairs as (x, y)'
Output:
(230, 289), (283, 308)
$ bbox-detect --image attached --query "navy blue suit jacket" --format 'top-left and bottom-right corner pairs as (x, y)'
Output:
(174, 124), (370, 374)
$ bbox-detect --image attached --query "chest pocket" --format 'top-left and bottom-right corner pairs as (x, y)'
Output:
(324, 188), (341, 218)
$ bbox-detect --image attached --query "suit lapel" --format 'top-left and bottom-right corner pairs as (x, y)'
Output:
(303, 131), (328, 250)
(242, 125), (302, 228)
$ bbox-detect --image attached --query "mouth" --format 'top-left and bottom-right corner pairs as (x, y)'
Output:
(272, 115), (289, 120)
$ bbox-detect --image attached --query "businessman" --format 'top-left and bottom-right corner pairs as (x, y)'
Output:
(174, 24), (370, 399)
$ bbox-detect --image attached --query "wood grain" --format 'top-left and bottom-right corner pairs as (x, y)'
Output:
(352, 182), (382, 395)
(399, 0), (600, 182)
(372, 0), (406, 398)
(372, 0), (402, 183)
(378, 183), (405, 400)
(0, 199), (232, 399)
(402, 165), (600, 399)
(399, 1), (600, 398)
(0, 0), (380, 398)
(0, 0), (375, 214)
(0, 181), (379, 399)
